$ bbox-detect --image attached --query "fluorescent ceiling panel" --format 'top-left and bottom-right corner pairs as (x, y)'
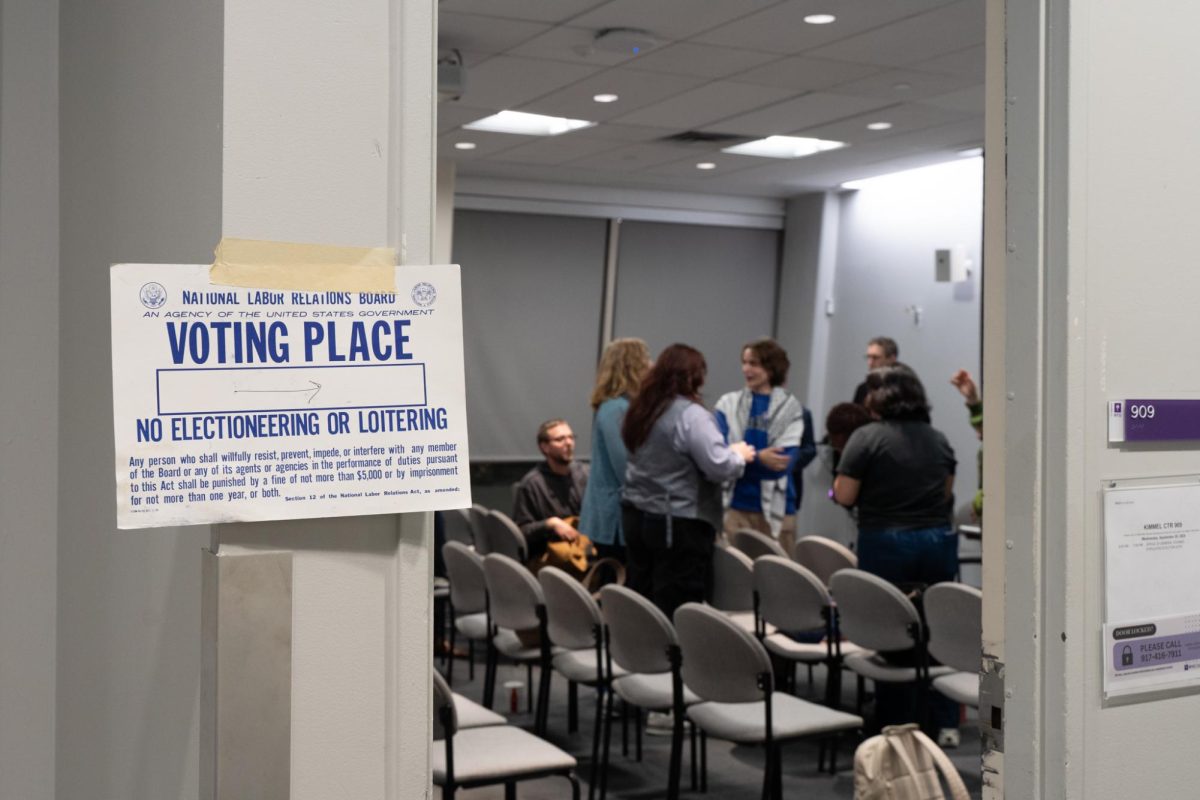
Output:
(722, 135), (846, 159)
(464, 110), (596, 136)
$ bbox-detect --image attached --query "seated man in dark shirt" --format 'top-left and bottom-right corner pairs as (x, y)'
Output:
(512, 419), (589, 561)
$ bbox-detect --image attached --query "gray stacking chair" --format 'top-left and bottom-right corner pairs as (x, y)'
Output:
(793, 535), (858, 587)
(432, 670), (580, 800)
(444, 507), (475, 547)
(924, 582), (982, 708)
(468, 504), (490, 553)
(753, 556), (864, 704)
(711, 545), (764, 634)
(452, 690), (506, 730)
(731, 528), (788, 560)
(481, 553), (555, 733)
(674, 603), (863, 800)
(599, 584), (701, 800)
(539, 567), (617, 800)
(442, 541), (489, 686)
(829, 569), (952, 723)
(481, 509), (527, 562)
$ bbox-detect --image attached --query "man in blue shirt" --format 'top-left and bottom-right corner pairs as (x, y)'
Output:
(714, 339), (807, 556)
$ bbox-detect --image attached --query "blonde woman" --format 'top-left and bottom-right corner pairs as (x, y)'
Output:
(578, 338), (651, 561)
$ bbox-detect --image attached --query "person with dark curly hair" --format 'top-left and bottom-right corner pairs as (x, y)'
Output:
(832, 365), (959, 737)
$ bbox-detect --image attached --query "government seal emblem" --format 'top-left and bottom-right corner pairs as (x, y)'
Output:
(139, 282), (167, 309)
(411, 281), (437, 307)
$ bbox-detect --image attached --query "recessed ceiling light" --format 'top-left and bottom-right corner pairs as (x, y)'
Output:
(804, 14), (837, 24)
(463, 110), (596, 136)
(958, 146), (984, 158)
(696, 162), (717, 170)
(593, 93), (619, 104)
(454, 142), (477, 150)
(892, 82), (912, 91)
(866, 121), (893, 131)
(722, 135), (846, 159)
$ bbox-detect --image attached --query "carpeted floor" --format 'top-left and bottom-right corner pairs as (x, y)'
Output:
(433, 648), (984, 799)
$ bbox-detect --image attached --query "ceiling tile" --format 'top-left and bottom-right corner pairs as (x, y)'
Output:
(565, 142), (701, 172)
(643, 152), (764, 178)
(797, 103), (975, 143)
(612, 81), (795, 130)
(455, 56), (603, 110)
(570, 0), (779, 41)
(508, 26), (643, 67)
(910, 45), (985, 81)
(692, 0), (957, 55)
(438, 0), (611, 24)
(438, 130), (531, 159)
(804, 1), (985, 67)
(518, 68), (705, 121)
(483, 134), (625, 165)
(438, 12), (552, 55)
(703, 92), (889, 137)
(828, 67), (979, 101)
(627, 42), (779, 80)
(731, 56), (881, 92)
(572, 122), (680, 142)
(921, 85), (985, 114)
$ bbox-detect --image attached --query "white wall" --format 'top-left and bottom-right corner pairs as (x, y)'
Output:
(0, 1), (59, 797)
(792, 160), (984, 548)
(997, 0), (1200, 796)
(57, 1), (222, 797)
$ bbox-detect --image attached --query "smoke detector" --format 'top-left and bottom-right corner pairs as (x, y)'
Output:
(591, 27), (659, 56)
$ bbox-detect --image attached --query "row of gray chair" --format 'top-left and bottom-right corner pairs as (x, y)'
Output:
(729, 528), (859, 587)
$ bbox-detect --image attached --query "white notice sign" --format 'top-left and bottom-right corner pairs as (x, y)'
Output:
(111, 264), (471, 529)
(1104, 480), (1200, 623)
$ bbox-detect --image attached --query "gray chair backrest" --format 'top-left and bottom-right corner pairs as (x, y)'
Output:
(539, 566), (601, 650)
(481, 510), (527, 562)
(731, 528), (787, 560)
(443, 541), (487, 614)
(600, 584), (676, 675)
(432, 669), (458, 740)
(924, 582), (982, 673)
(482, 553), (543, 632)
(675, 602), (773, 704)
(469, 504), (491, 554)
(710, 545), (755, 612)
(794, 535), (858, 587)
(753, 556), (829, 633)
(830, 569), (921, 653)
(444, 507), (474, 547)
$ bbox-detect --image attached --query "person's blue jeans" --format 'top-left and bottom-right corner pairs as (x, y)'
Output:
(856, 524), (959, 732)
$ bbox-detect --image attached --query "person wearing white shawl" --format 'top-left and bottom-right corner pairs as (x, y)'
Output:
(714, 339), (807, 556)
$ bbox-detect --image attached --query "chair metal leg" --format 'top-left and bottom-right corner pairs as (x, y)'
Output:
(589, 687), (604, 800)
(634, 707), (643, 762)
(855, 675), (865, 718)
(689, 718), (698, 790)
(700, 731), (708, 792)
(599, 687), (615, 800)
(568, 772), (581, 800)
(818, 739), (826, 773)
(771, 744), (783, 800)
(527, 662), (535, 714)
(829, 733), (840, 775)
(504, 779), (517, 800)
(568, 680), (579, 733)
(667, 707), (683, 800)
(621, 700), (629, 757)
(536, 661), (552, 736)
(483, 640), (499, 709)
(468, 639), (475, 681)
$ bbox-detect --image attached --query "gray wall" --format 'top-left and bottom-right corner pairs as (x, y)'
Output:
(787, 161), (984, 552)
(0, 1), (59, 796)
(58, 0), (221, 796)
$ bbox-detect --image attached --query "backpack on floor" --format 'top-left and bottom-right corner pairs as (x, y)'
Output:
(854, 724), (969, 800)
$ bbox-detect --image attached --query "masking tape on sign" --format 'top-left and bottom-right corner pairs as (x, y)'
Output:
(209, 237), (396, 292)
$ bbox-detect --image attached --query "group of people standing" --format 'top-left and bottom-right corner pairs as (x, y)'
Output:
(513, 334), (968, 625)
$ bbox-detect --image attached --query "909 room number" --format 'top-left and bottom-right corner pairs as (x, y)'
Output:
(1129, 404), (1157, 419)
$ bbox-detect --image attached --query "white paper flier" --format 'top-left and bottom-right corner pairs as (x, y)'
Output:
(110, 264), (471, 529)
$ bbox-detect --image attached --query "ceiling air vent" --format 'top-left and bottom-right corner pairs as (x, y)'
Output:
(659, 131), (751, 148)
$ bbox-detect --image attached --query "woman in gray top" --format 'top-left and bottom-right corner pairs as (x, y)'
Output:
(621, 343), (755, 616)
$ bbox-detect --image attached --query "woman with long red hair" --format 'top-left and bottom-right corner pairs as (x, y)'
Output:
(621, 343), (755, 616)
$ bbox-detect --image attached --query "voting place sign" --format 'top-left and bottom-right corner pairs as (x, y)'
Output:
(111, 264), (471, 529)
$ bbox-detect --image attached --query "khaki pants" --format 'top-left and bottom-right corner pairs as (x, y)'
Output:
(723, 509), (796, 559)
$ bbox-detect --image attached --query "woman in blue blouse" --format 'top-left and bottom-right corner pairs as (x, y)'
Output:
(578, 338), (651, 562)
